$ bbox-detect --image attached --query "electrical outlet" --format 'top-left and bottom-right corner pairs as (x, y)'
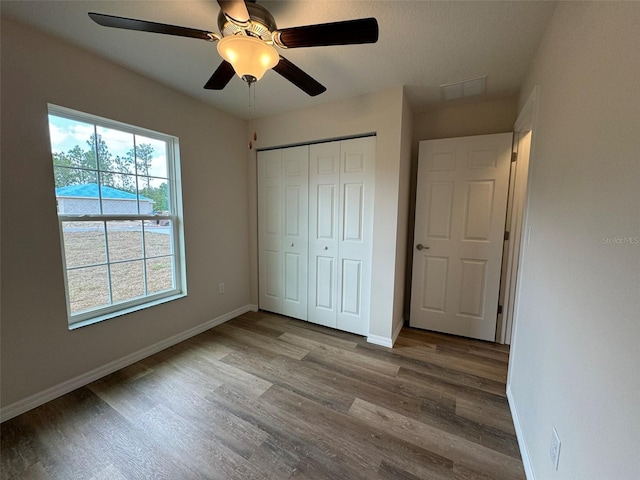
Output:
(218, 282), (225, 294)
(550, 427), (561, 471)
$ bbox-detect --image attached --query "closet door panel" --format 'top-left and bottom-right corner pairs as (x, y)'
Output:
(281, 146), (309, 320)
(308, 141), (340, 328)
(340, 258), (362, 316)
(337, 137), (375, 335)
(258, 150), (283, 314)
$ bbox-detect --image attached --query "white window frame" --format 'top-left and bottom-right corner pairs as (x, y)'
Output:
(48, 104), (187, 329)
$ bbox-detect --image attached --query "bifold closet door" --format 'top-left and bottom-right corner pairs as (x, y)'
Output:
(257, 145), (309, 320)
(308, 141), (340, 328)
(309, 137), (375, 335)
(336, 137), (374, 335)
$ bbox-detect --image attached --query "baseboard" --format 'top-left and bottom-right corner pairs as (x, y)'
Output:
(0, 304), (256, 423)
(366, 334), (393, 347)
(391, 317), (404, 346)
(507, 384), (535, 480)
(367, 317), (405, 348)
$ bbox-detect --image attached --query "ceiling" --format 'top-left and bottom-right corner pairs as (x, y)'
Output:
(1, 1), (557, 120)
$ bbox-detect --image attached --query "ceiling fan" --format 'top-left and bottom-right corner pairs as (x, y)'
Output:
(88, 0), (379, 97)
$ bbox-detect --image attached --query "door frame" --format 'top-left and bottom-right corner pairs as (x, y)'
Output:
(410, 133), (513, 341)
(496, 86), (539, 344)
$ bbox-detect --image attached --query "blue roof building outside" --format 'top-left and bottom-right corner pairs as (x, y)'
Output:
(55, 183), (152, 202)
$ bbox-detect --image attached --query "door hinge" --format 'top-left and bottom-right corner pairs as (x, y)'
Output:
(497, 304), (503, 315)
(504, 231), (510, 241)
(511, 152), (518, 162)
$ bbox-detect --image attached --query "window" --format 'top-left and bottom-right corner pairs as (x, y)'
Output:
(48, 105), (186, 328)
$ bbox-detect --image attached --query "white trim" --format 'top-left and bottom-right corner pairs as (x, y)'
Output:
(0, 304), (256, 423)
(58, 214), (172, 222)
(391, 317), (404, 346)
(507, 385), (536, 480)
(514, 85), (539, 133)
(367, 317), (405, 348)
(367, 333), (393, 348)
(503, 87), (540, 480)
(507, 85), (540, 387)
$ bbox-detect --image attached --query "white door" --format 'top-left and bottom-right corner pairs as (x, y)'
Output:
(336, 137), (375, 335)
(308, 141), (340, 328)
(308, 137), (375, 335)
(257, 146), (309, 320)
(281, 146), (309, 320)
(410, 133), (512, 341)
(258, 149), (283, 314)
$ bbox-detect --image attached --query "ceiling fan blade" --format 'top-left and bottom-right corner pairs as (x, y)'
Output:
(273, 17), (378, 49)
(272, 56), (326, 97)
(217, 0), (251, 27)
(88, 13), (217, 41)
(204, 61), (236, 90)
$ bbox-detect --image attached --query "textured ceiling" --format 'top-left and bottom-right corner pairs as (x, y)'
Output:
(1, 0), (557, 119)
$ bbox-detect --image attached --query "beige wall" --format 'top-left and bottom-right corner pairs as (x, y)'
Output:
(509, 2), (640, 479)
(413, 96), (518, 146)
(393, 91), (414, 336)
(249, 86), (406, 341)
(1, 19), (251, 408)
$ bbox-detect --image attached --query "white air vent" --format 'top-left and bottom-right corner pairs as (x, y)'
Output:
(440, 76), (487, 101)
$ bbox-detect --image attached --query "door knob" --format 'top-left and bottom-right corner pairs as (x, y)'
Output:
(323, 246), (328, 250)
(416, 243), (429, 250)
(290, 243), (294, 247)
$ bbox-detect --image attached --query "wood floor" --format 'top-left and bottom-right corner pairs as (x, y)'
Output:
(1, 311), (525, 480)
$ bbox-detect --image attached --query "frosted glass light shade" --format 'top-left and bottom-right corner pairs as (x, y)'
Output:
(217, 36), (279, 82)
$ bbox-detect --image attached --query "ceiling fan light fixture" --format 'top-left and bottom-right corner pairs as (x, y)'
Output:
(217, 35), (279, 82)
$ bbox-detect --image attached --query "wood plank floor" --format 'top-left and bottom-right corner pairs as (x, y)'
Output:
(1, 311), (525, 480)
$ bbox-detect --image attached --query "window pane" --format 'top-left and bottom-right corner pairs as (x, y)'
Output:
(107, 221), (143, 262)
(49, 106), (184, 325)
(111, 261), (145, 303)
(55, 171), (100, 215)
(49, 115), (97, 169)
(146, 257), (174, 294)
(96, 126), (135, 174)
(62, 221), (106, 268)
(144, 220), (173, 257)
(54, 167), (97, 190)
(138, 177), (170, 214)
(135, 136), (167, 178)
(99, 173), (139, 214)
(68, 265), (110, 314)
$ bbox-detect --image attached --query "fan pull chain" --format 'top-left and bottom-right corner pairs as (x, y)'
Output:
(248, 81), (258, 149)
(253, 84), (258, 142)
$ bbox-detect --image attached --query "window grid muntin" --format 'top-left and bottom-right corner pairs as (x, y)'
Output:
(55, 164), (170, 181)
(65, 254), (175, 272)
(49, 105), (184, 326)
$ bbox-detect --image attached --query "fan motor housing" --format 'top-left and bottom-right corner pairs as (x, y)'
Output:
(217, 2), (277, 41)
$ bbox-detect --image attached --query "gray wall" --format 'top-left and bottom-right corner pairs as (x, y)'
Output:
(509, 2), (640, 478)
(1, 18), (251, 408)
